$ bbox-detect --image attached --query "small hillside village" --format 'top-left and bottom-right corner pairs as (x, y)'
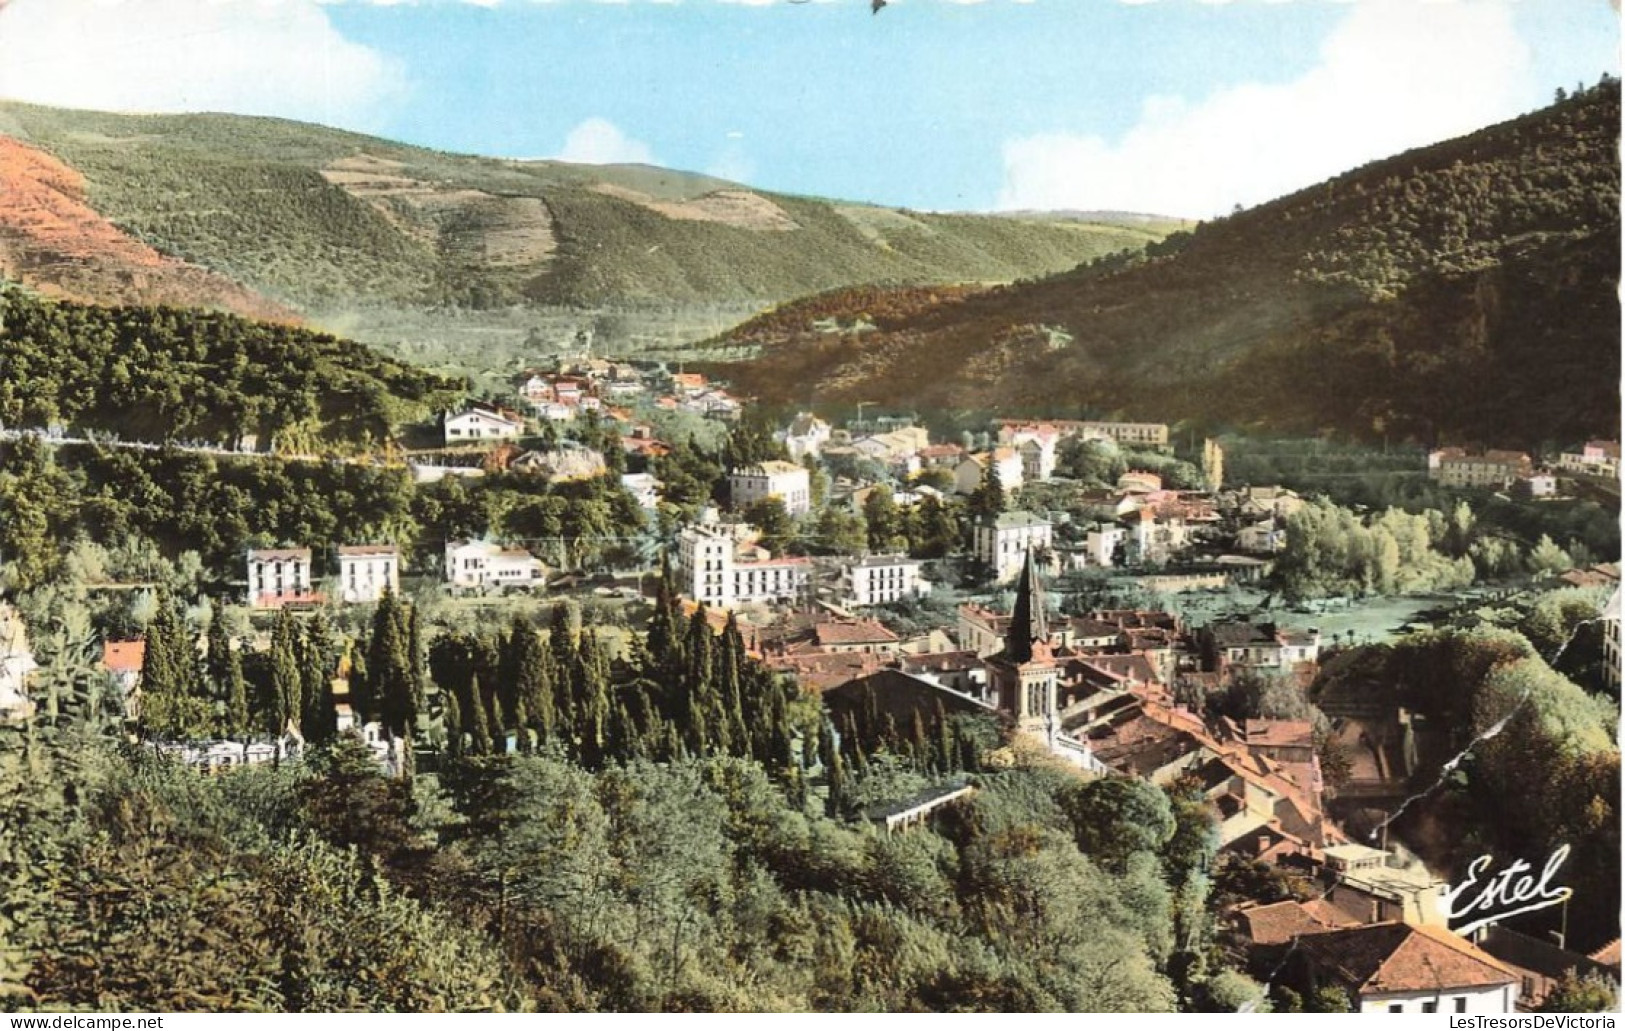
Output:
(1, 347), (1619, 1015)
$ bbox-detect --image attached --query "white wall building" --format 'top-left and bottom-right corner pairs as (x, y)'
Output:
(1083, 524), (1127, 568)
(444, 406), (525, 446)
(444, 540), (546, 591)
(973, 511), (1054, 584)
(337, 545), (400, 604)
(247, 548), (316, 608)
(845, 556), (931, 607)
(781, 413), (832, 461)
(730, 460), (812, 517)
(677, 523), (809, 609)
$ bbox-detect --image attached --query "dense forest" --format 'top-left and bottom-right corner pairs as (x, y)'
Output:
(709, 80), (1621, 448)
(0, 288), (462, 450)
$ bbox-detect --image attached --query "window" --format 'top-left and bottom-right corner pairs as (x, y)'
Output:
(1454, 998), (1467, 1014)
(1388, 1004), (1404, 1014)
(1422, 1001), (1437, 1014)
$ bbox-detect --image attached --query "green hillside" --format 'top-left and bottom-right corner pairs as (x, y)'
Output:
(705, 81), (1621, 449)
(0, 101), (1170, 369)
(0, 286), (462, 451)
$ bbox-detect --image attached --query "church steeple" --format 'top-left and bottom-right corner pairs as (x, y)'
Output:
(1004, 549), (1049, 664)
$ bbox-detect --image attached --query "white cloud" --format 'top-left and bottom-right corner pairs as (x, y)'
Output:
(0, 0), (406, 130)
(997, 0), (1534, 218)
(558, 117), (656, 165)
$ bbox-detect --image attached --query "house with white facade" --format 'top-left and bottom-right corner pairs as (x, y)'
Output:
(845, 556), (931, 608)
(998, 424), (1061, 482)
(677, 523), (809, 609)
(620, 473), (662, 512)
(730, 460), (812, 517)
(443, 405), (526, 446)
(444, 540), (546, 591)
(1557, 439), (1621, 480)
(1083, 523), (1127, 568)
(974, 511), (1053, 584)
(781, 413), (832, 460)
(337, 545), (400, 604)
(247, 548), (320, 608)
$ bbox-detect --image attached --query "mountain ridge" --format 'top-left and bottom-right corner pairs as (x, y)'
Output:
(700, 82), (1622, 449)
(0, 100), (1171, 362)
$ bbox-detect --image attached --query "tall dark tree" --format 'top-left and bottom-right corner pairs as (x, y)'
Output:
(269, 607), (302, 737)
(369, 589), (417, 757)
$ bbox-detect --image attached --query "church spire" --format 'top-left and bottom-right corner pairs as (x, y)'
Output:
(1004, 549), (1048, 663)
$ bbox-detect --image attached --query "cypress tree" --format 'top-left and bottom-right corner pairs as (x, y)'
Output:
(507, 618), (554, 749)
(442, 686), (464, 759)
(224, 647), (250, 740)
(205, 606), (233, 696)
(910, 709), (930, 771)
(370, 589), (415, 742)
(299, 622), (333, 744)
(576, 632), (610, 767)
(348, 644), (373, 725)
(936, 701), (955, 775)
(270, 607), (302, 736)
(717, 614), (747, 756)
(467, 675), (493, 756)
(513, 694), (533, 755)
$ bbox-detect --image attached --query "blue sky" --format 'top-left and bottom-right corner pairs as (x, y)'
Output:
(0, 0), (1616, 217)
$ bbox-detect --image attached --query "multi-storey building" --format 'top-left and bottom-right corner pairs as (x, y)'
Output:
(729, 460), (812, 516)
(337, 545), (400, 604)
(246, 548), (319, 608)
(973, 511), (1053, 584)
(1428, 448), (1533, 489)
(443, 540), (546, 591)
(845, 555), (930, 607)
(677, 523), (809, 609)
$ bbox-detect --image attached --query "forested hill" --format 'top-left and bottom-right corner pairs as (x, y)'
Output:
(705, 81), (1621, 449)
(0, 101), (1174, 328)
(0, 287), (462, 451)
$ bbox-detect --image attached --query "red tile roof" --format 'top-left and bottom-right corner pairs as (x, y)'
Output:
(101, 639), (145, 674)
(814, 620), (900, 646)
(1236, 900), (1355, 945)
(1299, 922), (1518, 995)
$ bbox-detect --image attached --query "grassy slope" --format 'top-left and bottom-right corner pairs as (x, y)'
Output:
(708, 84), (1621, 448)
(0, 102), (1170, 316)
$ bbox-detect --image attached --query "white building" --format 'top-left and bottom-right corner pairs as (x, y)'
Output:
(247, 547), (317, 608)
(677, 523), (809, 609)
(730, 460), (812, 517)
(973, 511), (1054, 584)
(337, 545), (400, 604)
(620, 473), (662, 511)
(1083, 524), (1127, 568)
(444, 540), (546, 591)
(781, 413), (832, 460)
(1556, 440), (1621, 480)
(443, 406), (525, 446)
(998, 424), (1061, 482)
(845, 556), (931, 608)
